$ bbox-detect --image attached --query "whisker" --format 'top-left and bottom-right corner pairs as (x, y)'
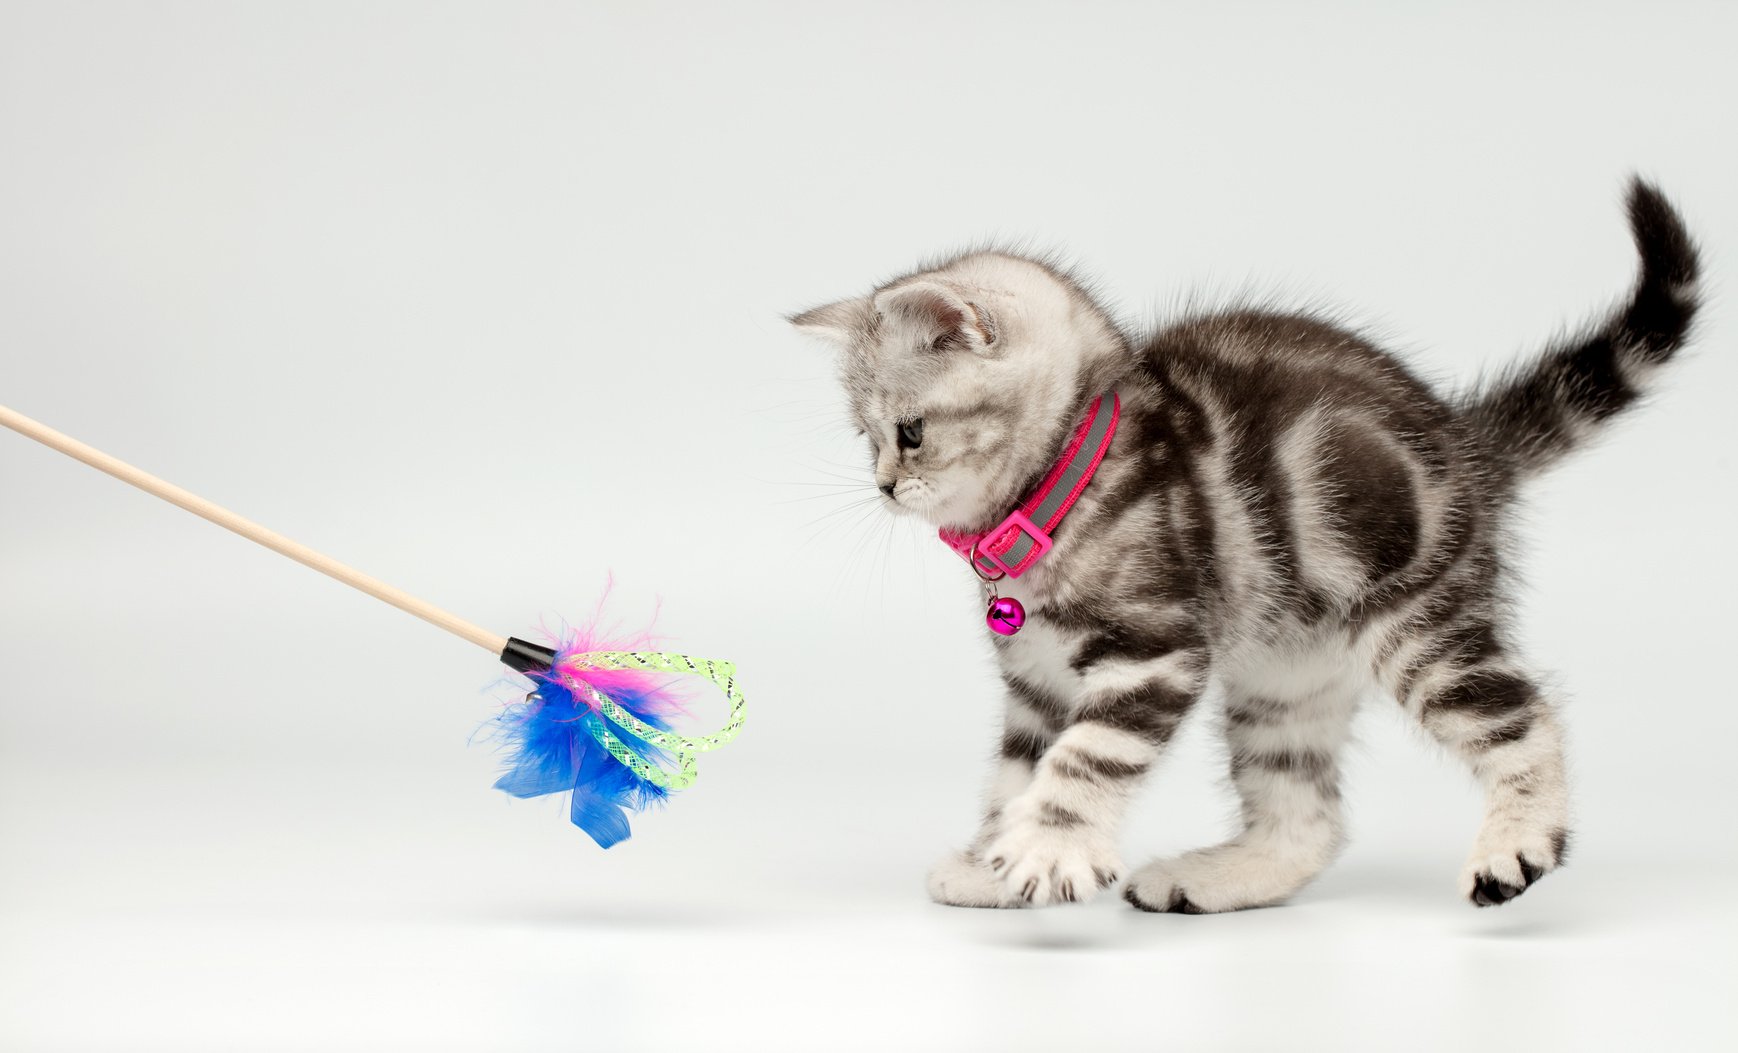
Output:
(774, 490), (878, 506)
(792, 496), (885, 556)
(797, 494), (885, 530)
(790, 464), (873, 486)
(756, 479), (872, 489)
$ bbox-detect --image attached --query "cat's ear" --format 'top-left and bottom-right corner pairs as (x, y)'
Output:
(873, 281), (996, 353)
(787, 297), (873, 349)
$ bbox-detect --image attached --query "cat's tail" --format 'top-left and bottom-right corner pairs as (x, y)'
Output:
(1463, 178), (1701, 481)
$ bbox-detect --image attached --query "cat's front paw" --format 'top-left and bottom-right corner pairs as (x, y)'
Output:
(926, 850), (1021, 909)
(981, 815), (1121, 908)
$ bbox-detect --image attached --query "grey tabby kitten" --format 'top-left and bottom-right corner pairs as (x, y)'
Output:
(790, 180), (1700, 912)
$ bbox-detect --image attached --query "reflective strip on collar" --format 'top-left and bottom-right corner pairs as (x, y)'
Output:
(938, 392), (1121, 580)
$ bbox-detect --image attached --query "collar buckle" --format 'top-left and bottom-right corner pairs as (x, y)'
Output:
(967, 509), (1052, 581)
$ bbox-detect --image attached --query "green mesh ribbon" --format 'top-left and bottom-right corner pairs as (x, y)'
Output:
(555, 652), (746, 791)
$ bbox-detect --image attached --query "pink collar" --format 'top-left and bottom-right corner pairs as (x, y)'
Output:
(939, 393), (1121, 582)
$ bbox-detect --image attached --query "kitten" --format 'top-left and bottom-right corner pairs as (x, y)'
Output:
(790, 180), (1700, 911)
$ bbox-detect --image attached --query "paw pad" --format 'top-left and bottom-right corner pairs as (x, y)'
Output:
(1469, 851), (1555, 908)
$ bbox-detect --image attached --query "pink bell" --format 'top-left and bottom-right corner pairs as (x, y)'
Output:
(986, 595), (1026, 636)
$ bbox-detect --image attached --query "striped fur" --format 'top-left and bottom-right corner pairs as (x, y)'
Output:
(1467, 182), (1701, 481)
(793, 179), (1700, 911)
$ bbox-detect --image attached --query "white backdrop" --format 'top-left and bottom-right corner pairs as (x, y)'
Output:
(2, 2), (1734, 1050)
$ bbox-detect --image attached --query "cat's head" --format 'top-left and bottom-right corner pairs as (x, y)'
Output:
(790, 251), (1126, 531)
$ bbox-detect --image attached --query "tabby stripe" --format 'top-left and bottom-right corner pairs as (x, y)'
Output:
(1004, 675), (1069, 732)
(1051, 754), (1150, 787)
(1037, 802), (1087, 828)
(1424, 669), (1538, 718)
(1231, 746), (1336, 783)
(1469, 710), (1536, 749)
(1224, 696), (1288, 728)
(1075, 679), (1197, 744)
(999, 726), (1049, 764)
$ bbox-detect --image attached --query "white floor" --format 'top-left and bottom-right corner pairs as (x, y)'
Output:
(4, 575), (1735, 1051)
(3, 748), (1734, 1052)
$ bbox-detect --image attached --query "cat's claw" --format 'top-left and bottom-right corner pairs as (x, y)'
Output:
(980, 819), (1119, 908)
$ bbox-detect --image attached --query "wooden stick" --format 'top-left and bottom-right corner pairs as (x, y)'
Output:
(0, 403), (507, 656)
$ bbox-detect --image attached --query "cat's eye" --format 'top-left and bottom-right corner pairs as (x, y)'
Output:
(897, 418), (924, 451)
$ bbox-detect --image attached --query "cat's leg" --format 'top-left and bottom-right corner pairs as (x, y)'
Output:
(1387, 633), (1571, 907)
(926, 682), (1056, 908)
(980, 642), (1209, 907)
(1124, 673), (1360, 913)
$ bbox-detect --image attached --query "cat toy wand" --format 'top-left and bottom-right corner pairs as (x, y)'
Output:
(0, 403), (746, 847)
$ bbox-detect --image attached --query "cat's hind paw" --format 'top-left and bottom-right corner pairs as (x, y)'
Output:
(1462, 826), (1569, 908)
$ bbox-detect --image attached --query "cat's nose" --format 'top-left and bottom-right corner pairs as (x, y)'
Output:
(879, 481), (897, 500)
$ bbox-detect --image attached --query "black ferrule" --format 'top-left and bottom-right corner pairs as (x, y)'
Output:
(499, 637), (557, 675)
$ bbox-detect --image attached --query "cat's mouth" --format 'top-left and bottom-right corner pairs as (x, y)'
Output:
(883, 478), (923, 514)
(887, 477), (968, 525)
(889, 480), (997, 532)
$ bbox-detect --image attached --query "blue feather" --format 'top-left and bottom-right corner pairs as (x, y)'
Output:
(490, 652), (678, 848)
